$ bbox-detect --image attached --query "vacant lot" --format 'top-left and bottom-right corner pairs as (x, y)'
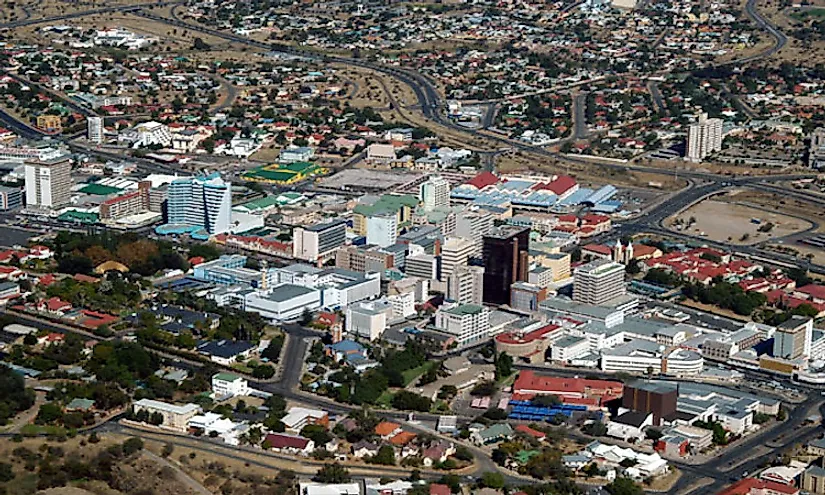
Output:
(669, 197), (812, 245)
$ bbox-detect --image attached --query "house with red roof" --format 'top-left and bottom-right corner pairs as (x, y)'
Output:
(37, 332), (65, 346)
(515, 424), (547, 441)
(0, 266), (23, 281)
(263, 433), (314, 455)
(38, 297), (72, 316)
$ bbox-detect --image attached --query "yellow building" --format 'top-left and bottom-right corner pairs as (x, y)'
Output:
(36, 114), (62, 133)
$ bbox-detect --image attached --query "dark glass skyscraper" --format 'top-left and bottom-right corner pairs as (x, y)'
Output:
(482, 226), (530, 305)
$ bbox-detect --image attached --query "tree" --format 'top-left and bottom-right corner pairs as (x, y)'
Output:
(301, 424), (332, 446)
(494, 352), (513, 381)
(122, 437), (144, 456)
(301, 308), (313, 325)
(23, 334), (36, 346)
(313, 463), (351, 483)
(0, 462), (13, 482)
(606, 477), (644, 495)
(253, 365), (275, 379)
(480, 472), (504, 489)
(533, 395), (561, 407)
(645, 428), (663, 441)
(582, 421), (607, 437)
(161, 444), (174, 458)
(35, 403), (63, 424)
(367, 445), (396, 465)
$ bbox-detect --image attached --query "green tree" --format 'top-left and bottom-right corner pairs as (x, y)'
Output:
(480, 472), (504, 489)
(606, 477), (644, 495)
(35, 403), (63, 424)
(494, 352), (513, 381)
(313, 463), (351, 483)
(367, 445), (396, 466)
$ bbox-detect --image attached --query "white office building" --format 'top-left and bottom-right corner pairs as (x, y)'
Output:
(244, 284), (321, 321)
(600, 340), (704, 376)
(440, 236), (475, 280)
(130, 121), (172, 148)
(346, 299), (393, 341)
(420, 175), (450, 212)
(406, 253), (438, 280)
(686, 113), (723, 162)
(211, 373), (250, 397)
(455, 209), (494, 256)
(447, 265), (484, 305)
(87, 116), (104, 144)
(366, 214), (398, 248)
(293, 219), (347, 262)
(573, 259), (626, 305)
(166, 172), (233, 234)
(387, 291), (416, 320)
(24, 156), (72, 209)
(434, 303), (491, 346)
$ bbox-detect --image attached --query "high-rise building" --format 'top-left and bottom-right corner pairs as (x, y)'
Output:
(809, 128), (825, 168)
(773, 316), (813, 360)
(0, 186), (22, 211)
(419, 175), (450, 212)
(24, 156), (72, 209)
(510, 282), (547, 312)
(166, 173), (232, 234)
(455, 209), (494, 256)
(447, 265), (484, 305)
(440, 236), (475, 280)
(99, 181), (152, 221)
(482, 226), (530, 305)
(686, 113), (723, 162)
(366, 214), (398, 248)
(405, 253), (438, 280)
(622, 381), (678, 426)
(293, 219), (347, 262)
(573, 258), (626, 305)
(434, 303), (491, 347)
(87, 116), (104, 144)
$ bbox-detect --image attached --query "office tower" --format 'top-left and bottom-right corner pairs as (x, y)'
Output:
(622, 381), (678, 426)
(87, 116), (104, 144)
(0, 186), (22, 211)
(24, 156), (72, 209)
(482, 226), (530, 305)
(167, 173), (232, 234)
(405, 253), (438, 280)
(293, 219), (347, 262)
(773, 316), (813, 360)
(435, 304), (491, 346)
(573, 259), (626, 305)
(686, 113), (723, 162)
(810, 128), (825, 168)
(366, 214), (398, 248)
(455, 209), (494, 256)
(419, 175), (450, 212)
(440, 236), (475, 280)
(447, 265), (484, 305)
(510, 282), (547, 312)
(99, 181), (152, 221)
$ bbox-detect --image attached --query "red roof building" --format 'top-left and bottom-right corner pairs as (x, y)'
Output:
(264, 433), (312, 451)
(466, 171), (499, 189)
(512, 370), (623, 406)
(716, 478), (799, 495)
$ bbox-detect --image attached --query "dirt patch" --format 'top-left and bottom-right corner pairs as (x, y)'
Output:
(667, 197), (813, 245)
